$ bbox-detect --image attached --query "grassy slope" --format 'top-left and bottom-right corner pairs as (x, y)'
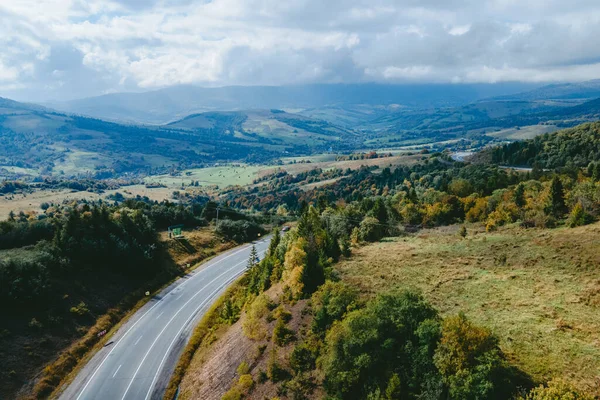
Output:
(175, 223), (600, 398)
(336, 224), (600, 392)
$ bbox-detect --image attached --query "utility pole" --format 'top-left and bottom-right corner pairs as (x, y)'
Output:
(215, 207), (220, 229)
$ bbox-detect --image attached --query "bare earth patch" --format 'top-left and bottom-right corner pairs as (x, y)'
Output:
(179, 284), (319, 400)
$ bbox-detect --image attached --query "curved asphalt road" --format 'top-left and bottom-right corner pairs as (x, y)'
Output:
(58, 237), (271, 400)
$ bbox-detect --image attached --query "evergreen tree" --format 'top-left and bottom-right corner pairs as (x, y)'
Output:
(594, 163), (600, 182)
(514, 183), (526, 208)
(372, 197), (389, 225)
(247, 245), (259, 269)
(268, 227), (281, 257)
(547, 176), (567, 218)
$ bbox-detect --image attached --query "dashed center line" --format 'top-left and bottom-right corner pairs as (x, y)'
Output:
(112, 364), (122, 378)
(134, 336), (143, 346)
(155, 311), (164, 320)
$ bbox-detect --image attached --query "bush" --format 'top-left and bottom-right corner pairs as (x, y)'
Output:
(359, 216), (383, 242)
(69, 301), (90, 317)
(237, 361), (250, 376)
(567, 203), (593, 228)
(216, 219), (264, 243)
(290, 340), (319, 373)
(311, 281), (358, 334)
(268, 350), (290, 383)
(321, 291), (442, 399)
(434, 313), (517, 400)
(238, 374), (255, 393)
(243, 294), (273, 340)
(221, 387), (242, 400)
(522, 379), (594, 400)
(28, 317), (43, 329)
(273, 318), (295, 346)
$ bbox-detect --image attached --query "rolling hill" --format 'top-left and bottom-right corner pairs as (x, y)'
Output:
(493, 79), (600, 101)
(0, 98), (359, 178)
(49, 83), (538, 125)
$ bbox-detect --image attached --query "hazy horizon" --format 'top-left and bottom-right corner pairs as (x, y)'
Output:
(3, 0), (600, 102)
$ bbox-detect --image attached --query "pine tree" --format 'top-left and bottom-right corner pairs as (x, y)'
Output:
(247, 245), (259, 269)
(514, 183), (526, 208)
(547, 176), (567, 218)
(268, 228), (281, 257)
(594, 163), (600, 182)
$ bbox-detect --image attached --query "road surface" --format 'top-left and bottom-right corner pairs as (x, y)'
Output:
(58, 237), (271, 400)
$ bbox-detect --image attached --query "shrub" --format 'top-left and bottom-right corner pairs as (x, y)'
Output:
(273, 306), (292, 323)
(273, 318), (295, 346)
(522, 379), (594, 400)
(290, 339), (320, 374)
(238, 374), (255, 393)
(237, 361), (250, 376)
(268, 352), (290, 383)
(567, 203), (593, 228)
(434, 313), (517, 400)
(69, 301), (90, 317)
(221, 387), (242, 400)
(28, 317), (43, 329)
(311, 281), (358, 334)
(359, 216), (383, 242)
(243, 294), (273, 340)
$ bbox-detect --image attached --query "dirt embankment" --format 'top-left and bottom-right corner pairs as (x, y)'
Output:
(179, 284), (320, 400)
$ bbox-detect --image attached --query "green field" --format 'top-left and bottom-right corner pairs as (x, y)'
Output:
(337, 223), (600, 390)
(143, 164), (280, 188)
(486, 124), (560, 140)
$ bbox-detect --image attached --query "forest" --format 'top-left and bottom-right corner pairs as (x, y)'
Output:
(3, 120), (600, 399)
(489, 121), (600, 169)
(0, 197), (269, 398)
(174, 201), (594, 399)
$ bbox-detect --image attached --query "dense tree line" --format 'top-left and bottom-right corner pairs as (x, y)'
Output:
(238, 207), (553, 399)
(489, 122), (600, 168)
(0, 204), (169, 312)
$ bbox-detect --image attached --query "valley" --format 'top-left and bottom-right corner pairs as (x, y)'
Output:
(2, 81), (600, 400)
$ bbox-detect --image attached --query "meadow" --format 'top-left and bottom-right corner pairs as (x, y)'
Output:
(336, 223), (600, 392)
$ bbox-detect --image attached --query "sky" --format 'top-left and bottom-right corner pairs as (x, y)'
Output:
(2, 0), (600, 102)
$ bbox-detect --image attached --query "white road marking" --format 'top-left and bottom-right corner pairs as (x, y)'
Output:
(112, 365), (122, 378)
(134, 336), (143, 346)
(143, 249), (267, 400)
(74, 240), (266, 400)
(120, 249), (265, 400)
(75, 298), (162, 400)
(176, 294), (184, 300)
(155, 311), (164, 320)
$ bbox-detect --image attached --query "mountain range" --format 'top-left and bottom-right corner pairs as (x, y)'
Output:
(3, 80), (600, 178)
(49, 83), (539, 125)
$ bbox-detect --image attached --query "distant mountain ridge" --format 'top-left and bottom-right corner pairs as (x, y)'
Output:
(49, 83), (539, 125)
(492, 80), (600, 101)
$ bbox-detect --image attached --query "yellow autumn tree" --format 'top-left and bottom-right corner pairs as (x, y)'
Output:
(283, 238), (307, 298)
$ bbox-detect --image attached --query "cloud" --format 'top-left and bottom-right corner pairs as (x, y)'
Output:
(2, 0), (600, 101)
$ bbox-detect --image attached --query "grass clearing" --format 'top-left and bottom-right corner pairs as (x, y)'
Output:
(144, 165), (276, 188)
(336, 223), (600, 392)
(0, 185), (174, 220)
(487, 124), (560, 140)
